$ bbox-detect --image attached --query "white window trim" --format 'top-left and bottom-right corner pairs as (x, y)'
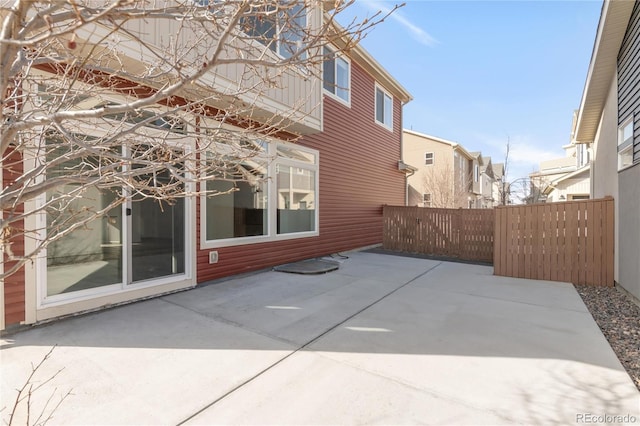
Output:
(618, 117), (633, 146)
(423, 193), (431, 207)
(425, 152), (434, 165)
(374, 84), (393, 132)
(618, 144), (634, 171)
(323, 45), (351, 107)
(242, 3), (310, 61)
(35, 124), (196, 308)
(618, 117), (634, 171)
(200, 138), (319, 250)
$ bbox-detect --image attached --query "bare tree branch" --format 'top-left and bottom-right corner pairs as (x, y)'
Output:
(1, 0), (401, 279)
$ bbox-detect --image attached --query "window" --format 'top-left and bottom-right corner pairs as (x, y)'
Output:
(205, 161), (268, 240)
(577, 143), (590, 168)
(375, 85), (393, 130)
(618, 118), (634, 170)
(42, 134), (190, 301)
(423, 193), (431, 207)
(202, 136), (318, 248)
(425, 152), (434, 165)
(474, 164), (479, 182)
(242, 2), (307, 59)
(570, 195), (589, 200)
(323, 46), (350, 104)
(277, 164), (315, 234)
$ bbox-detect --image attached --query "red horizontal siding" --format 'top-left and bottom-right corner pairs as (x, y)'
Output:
(197, 61), (405, 283)
(3, 148), (26, 326)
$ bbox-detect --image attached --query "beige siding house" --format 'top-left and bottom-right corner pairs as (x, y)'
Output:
(530, 140), (591, 203)
(403, 130), (482, 208)
(492, 163), (507, 205)
(479, 156), (496, 208)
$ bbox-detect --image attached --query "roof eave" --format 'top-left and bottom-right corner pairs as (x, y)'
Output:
(575, 0), (635, 143)
(325, 18), (413, 104)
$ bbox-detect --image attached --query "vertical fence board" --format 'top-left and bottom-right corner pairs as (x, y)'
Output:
(592, 200), (604, 287)
(567, 202), (578, 284)
(587, 201), (596, 285)
(490, 198), (614, 286)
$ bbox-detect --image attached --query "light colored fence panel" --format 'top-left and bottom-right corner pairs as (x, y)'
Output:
(493, 197), (614, 286)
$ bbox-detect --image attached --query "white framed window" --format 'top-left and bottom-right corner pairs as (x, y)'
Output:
(375, 85), (393, 130)
(425, 152), (434, 165)
(474, 164), (479, 182)
(201, 134), (319, 249)
(37, 124), (195, 307)
(242, 2), (307, 59)
(618, 117), (634, 170)
(423, 193), (431, 207)
(323, 45), (350, 105)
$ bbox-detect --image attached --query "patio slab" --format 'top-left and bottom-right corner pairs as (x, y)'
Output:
(2, 251), (638, 425)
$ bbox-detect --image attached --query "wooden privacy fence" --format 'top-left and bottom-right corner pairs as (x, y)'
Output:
(494, 197), (614, 286)
(383, 206), (494, 263)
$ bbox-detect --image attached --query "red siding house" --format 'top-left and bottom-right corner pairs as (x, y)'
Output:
(197, 45), (412, 283)
(1, 6), (411, 330)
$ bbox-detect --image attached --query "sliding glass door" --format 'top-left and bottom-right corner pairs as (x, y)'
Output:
(44, 148), (188, 300)
(130, 191), (185, 284)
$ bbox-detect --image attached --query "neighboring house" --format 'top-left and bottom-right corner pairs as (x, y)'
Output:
(468, 152), (485, 208)
(530, 111), (591, 203)
(0, 8), (412, 329)
(542, 167), (591, 203)
(403, 130), (482, 209)
(573, 0), (640, 301)
(478, 156), (496, 208)
(492, 162), (508, 205)
(530, 141), (591, 203)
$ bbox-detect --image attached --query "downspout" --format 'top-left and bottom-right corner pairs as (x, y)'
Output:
(399, 102), (415, 206)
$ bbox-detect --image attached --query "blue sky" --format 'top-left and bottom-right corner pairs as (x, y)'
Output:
(337, 0), (603, 182)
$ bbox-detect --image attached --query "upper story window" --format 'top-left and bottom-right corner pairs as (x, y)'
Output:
(425, 152), (434, 165)
(474, 164), (479, 182)
(375, 85), (393, 130)
(242, 2), (307, 59)
(423, 193), (432, 207)
(323, 46), (350, 104)
(618, 117), (634, 170)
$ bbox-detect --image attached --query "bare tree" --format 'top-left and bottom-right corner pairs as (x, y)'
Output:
(4, 346), (72, 426)
(497, 135), (510, 206)
(511, 175), (548, 205)
(1, 0), (398, 279)
(421, 162), (474, 208)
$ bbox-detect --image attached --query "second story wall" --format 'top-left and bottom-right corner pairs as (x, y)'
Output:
(403, 131), (455, 207)
(196, 45), (409, 284)
(109, 2), (324, 134)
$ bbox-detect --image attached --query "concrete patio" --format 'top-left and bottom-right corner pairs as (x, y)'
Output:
(2, 251), (639, 425)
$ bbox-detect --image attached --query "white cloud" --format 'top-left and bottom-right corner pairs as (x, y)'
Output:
(477, 133), (562, 181)
(360, 1), (437, 47)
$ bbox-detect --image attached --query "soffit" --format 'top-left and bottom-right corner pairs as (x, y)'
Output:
(575, 0), (635, 142)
